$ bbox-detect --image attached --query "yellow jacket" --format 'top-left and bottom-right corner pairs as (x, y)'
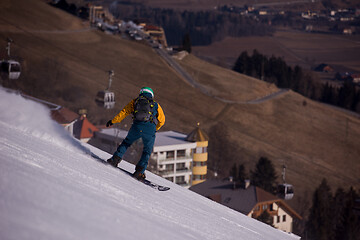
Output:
(111, 98), (165, 131)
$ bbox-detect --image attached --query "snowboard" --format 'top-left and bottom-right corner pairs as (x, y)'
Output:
(90, 154), (170, 191)
(117, 167), (170, 191)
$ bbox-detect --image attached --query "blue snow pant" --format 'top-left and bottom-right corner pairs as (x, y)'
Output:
(112, 122), (156, 173)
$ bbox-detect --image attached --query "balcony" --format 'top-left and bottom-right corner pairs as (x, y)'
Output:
(193, 152), (208, 162)
(193, 165), (207, 175)
(157, 154), (192, 163)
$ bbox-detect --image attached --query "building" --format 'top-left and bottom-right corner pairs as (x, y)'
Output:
(51, 107), (79, 135)
(142, 24), (168, 48)
(190, 179), (302, 233)
(90, 129), (197, 188)
(314, 63), (334, 73)
(73, 114), (99, 143)
(186, 124), (209, 186)
(150, 131), (196, 188)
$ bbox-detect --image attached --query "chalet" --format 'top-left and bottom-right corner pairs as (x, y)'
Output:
(190, 179), (302, 233)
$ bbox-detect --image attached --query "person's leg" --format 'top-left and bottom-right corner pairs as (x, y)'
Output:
(108, 127), (140, 166)
(135, 132), (156, 174)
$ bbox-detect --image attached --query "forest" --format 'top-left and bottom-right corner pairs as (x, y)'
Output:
(109, 3), (274, 46)
(233, 50), (360, 113)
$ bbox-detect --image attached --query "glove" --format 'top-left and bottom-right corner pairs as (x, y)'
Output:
(106, 120), (113, 127)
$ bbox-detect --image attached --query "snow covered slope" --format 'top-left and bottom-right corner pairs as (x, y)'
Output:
(0, 88), (299, 240)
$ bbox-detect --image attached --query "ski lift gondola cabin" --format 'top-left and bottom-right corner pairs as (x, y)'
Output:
(1, 60), (21, 80)
(95, 70), (115, 109)
(96, 90), (115, 109)
(277, 183), (294, 200)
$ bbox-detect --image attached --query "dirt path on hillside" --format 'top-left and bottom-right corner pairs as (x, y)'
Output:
(155, 48), (289, 104)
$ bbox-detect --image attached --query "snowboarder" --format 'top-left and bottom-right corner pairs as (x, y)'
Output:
(106, 87), (165, 180)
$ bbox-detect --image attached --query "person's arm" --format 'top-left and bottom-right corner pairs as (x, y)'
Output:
(111, 99), (135, 124)
(156, 103), (165, 131)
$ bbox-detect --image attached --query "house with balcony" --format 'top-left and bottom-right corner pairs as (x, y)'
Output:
(190, 179), (302, 233)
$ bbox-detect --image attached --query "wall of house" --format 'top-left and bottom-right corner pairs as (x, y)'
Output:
(272, 203), (293, 233)
(248, 202), (293, 233)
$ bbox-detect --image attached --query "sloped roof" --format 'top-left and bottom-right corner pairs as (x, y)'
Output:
(51, 107), (79, 124)
(190, 179), (301, 219)
(73, 115), (99, 140)
(186, 125), (209, 142)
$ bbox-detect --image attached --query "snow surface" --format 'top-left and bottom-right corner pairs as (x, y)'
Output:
(0, 87), (300, 240)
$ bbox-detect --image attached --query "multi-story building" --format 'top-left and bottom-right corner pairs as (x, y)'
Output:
(90, 129), (199, 188)
(149, 131), (196, 188)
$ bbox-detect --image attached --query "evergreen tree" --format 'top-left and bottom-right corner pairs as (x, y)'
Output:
(182, 33), (192, 53)
(306, 179), (334, 240)
(256, 210), (274, 226)
(340, 187), (360, 240)
(238, 164), (247, 184)
(250, 157), (278, 194)
(230, 163), (237, 180)
(229, 163), (247, 186)
(233, 51), (249, 74)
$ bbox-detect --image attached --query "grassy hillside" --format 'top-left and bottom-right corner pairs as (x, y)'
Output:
(1, 0), (359, 218)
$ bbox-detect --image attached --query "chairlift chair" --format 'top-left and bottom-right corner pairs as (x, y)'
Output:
(95, 70), (115, 109)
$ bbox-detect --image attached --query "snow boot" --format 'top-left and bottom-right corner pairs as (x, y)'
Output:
(133, 166), (146, 180)
(107, 155), (121, 167)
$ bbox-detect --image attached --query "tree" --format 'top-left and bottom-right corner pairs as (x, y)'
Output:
(250, 157), (278, 194)
(306, 179), (334, 240)
(337, 187), (360, 240)
(256, 210), (274, 227)
(229, 163), (247, 186)
(182, 33), (192, 53)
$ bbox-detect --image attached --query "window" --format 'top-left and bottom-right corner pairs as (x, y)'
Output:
(166, 151), (174, 159)
(262, 204), (268, 210)
(165, 164), (174, 171)
(165, 177), (174, 182)
(176, 176), (185, 184)
(270, 203), (273, 211)
(277, 216), (280, 223)
(283, 215), (286, 222)
(195, 147), (207, 153)
(193, 161), (207, 167)
(176, 163), (186, 170)
(177, 150), (186, 158)
(192, 175), (206, 180)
